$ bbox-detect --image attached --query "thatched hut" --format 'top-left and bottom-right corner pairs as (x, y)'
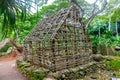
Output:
(23, 4), (92, 72)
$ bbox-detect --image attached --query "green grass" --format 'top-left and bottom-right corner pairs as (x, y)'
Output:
(105, 60), (120, 70)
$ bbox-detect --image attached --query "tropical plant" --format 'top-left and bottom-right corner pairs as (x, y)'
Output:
(0, 0), (48, 38)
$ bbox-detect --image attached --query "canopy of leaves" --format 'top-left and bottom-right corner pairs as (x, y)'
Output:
(111, 6), (120, 21)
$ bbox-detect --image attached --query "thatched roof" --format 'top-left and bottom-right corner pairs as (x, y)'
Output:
(24, 4), (81, 42)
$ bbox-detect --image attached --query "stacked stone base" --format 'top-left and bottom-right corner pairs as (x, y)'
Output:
(16, 59), (101, 80)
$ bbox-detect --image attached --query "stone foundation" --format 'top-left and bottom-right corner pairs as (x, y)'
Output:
(16, 59), (101, 80)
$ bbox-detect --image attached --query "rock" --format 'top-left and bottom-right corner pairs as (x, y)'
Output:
(34, 69), (49, 73)
(115, 46), (120, 51)
(62, 74), (65, 78)
(43, 77), (56, 80)
(93, 54), (104, 62)
(91, 76), (97, 79)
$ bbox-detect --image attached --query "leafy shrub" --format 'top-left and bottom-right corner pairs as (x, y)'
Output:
(106, 60), (120, 70)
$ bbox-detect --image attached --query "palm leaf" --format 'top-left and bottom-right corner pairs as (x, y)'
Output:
(0, 0), (48, 39)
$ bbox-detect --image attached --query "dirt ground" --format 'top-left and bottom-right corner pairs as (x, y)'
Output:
(0, 52), (27, 80)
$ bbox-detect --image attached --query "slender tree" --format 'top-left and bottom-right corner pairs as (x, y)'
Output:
(105, 0), (120, 31)
(69, 0), (108, 28)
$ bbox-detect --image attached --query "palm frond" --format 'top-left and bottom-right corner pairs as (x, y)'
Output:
(0, 0), (48, 39)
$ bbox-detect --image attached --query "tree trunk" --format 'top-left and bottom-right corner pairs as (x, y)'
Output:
(0, 38), (10, 49)
(10, 39), (23, 53)
(116, 19), (118, 40)
(108, 16), (111, 31)
(0, 38), (23, 53)
(99, 26), (101, 44)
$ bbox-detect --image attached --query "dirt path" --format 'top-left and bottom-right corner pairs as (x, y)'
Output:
(0, 55), (27, 80)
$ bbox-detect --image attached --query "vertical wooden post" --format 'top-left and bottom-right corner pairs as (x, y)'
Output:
(38, 41), (42, 65)
(65, 29), (68, 69)
(42, 40), (45, 67)
(29, 41), (32, 61)
(72, 10), (77, 66)
(31, 41), (34, 65)
(57, 39), (60, 56)
(51, 39), (56, 72)
(23, 41), (28, 61)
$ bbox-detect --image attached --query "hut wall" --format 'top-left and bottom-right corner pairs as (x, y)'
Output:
(49, 25), (92, 71)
